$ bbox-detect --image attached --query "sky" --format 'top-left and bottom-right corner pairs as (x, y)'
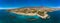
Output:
(0, 0), (60, 8)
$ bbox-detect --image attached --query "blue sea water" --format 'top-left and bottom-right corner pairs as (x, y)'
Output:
(0, 10), (60, 23)
(0, 0), (60, 23)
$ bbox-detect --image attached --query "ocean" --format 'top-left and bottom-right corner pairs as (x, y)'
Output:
(0, 10), (60, 23)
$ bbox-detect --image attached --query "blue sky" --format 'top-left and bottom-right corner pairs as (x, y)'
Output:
(0, 0), (60, 8)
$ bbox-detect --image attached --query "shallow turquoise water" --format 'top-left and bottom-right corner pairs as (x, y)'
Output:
(0, 10), (60, 23)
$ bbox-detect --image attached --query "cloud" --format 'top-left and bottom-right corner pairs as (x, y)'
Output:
(50, 6), (60, 8)
(0, 6), (60, 10)
(0, 7), (19, 9)
(0, 8), (14, 9)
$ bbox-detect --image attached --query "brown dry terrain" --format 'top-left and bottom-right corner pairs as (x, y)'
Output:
(7, 7), (60, 19)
